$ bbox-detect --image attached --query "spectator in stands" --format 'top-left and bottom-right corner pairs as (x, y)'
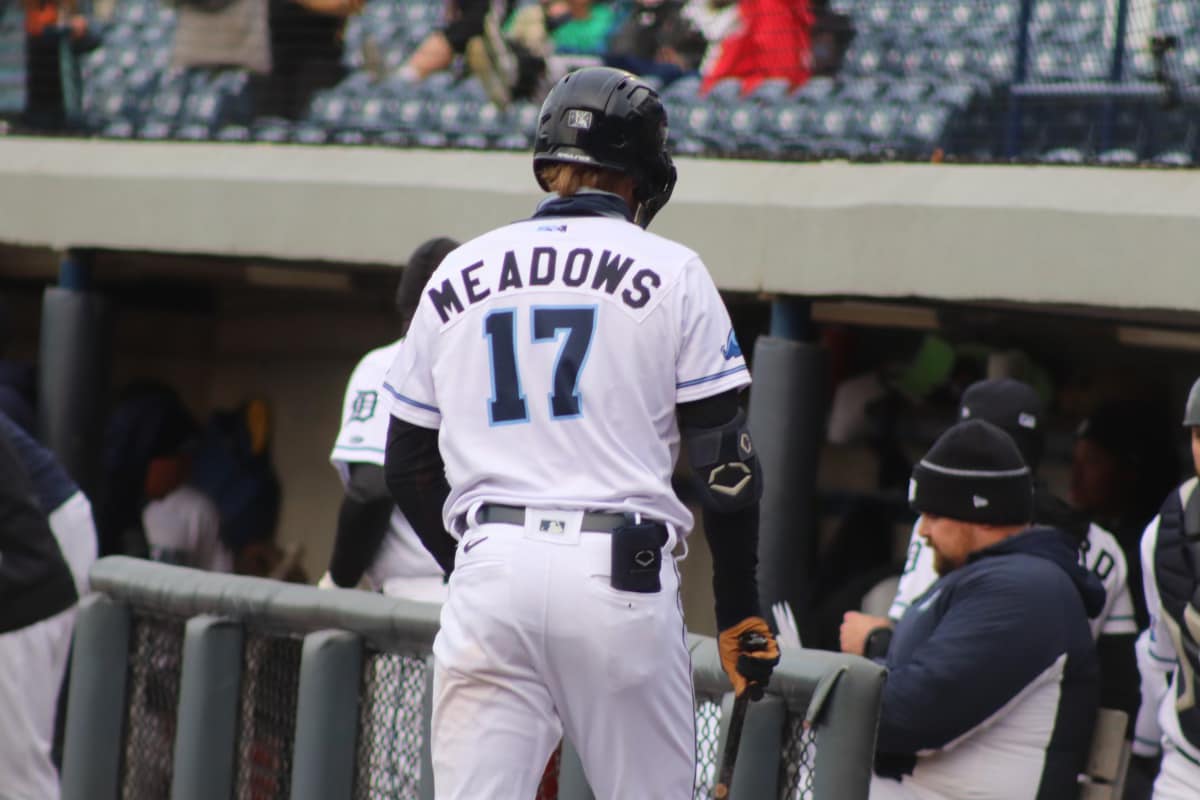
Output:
(1133, 375), (1200, 800)
(604, 0), (709, 87)
(808, 0), (854, 77)
(393, 0), (517, 84)
(1070, 401), (1179, 628)
(699, 0), (813, 95)
(21, 0), (104, 131)
(0, 410), (97, 800)
(870, 419), (1102, 800)
(171, 0), (361, 120)
(842, 378), (1141, 732)
(261, 0), (360, 118)
(321, 236), (459, 603)
(466, 0), (618, 107)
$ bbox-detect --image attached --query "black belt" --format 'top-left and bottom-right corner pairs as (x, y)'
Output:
(477, 504), (637, 533)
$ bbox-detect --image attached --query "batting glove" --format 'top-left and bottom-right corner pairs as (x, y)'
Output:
(718, 616), (780, 699)
(316, 571), (337, 590)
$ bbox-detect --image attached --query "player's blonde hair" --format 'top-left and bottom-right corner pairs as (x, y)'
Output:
(537, 163), (635, 199)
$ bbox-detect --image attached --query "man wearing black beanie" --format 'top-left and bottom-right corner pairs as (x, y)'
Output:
(869, 419), (1104, 800)
(842, 378), (1140, 729)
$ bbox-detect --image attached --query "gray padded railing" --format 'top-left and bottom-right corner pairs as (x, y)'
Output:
(61, 557), (885, 800)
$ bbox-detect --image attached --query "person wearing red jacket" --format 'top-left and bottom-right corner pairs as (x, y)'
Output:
(700, 0), (813, 95)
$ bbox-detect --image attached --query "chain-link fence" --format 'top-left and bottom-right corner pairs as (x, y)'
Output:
(780, 715), (818, 800)
(234, 631), (303, 800)
(1, 0), (1196, 165)
(354, 651), (428, 800)
(119, 608), (186, 800)
(69, 559), (884, 800)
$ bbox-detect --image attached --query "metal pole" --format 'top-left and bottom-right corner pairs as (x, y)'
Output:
(1005, 0), (1036, 158)
(1102, 0), (1133, 152)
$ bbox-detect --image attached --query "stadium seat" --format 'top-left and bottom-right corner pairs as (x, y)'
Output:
(413, 130), (450, 148)
(215, 124), (252, 143)
(378, 129), (415, 148)
(492, 132), (532, 151)
(838, 78), (885, 105)
(705, 77), (744, 106)
(885, 79), (932, 105)
(792, 76), (836, 104)
(662, 75), (703, 102)
(1097, 148), (1138, 165)
(902, 104), (952, 153)
(931, 82), (975, 111)
(1154, 150), (1194, 166)
(138, 119), (175, 140)
(330, 129), (371, 146)
(1040, 146), (1086, 164)
(858, 103), (903, 142)
(253, 123), (293, 144)
(98, 119), (138, 139)
(297, 125), (336, 145)
(746, 78), (791, 106)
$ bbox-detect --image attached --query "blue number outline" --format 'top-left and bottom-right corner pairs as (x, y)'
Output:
(531, 305), (598, 420)
(483, 308), (529, 426)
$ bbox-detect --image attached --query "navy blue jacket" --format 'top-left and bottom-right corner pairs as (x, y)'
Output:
(878, 526), (1105, 797)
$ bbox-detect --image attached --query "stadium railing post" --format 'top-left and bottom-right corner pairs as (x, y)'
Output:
(170, 615), (244, 800)
(61, 593), (131, 800)
(290, 630), (364, 800)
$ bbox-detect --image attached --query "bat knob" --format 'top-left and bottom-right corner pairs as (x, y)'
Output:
(713, 784), (729, 799)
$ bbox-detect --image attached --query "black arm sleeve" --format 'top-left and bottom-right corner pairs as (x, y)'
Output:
(384, 416), (457, 576)
(328, 463), (395, 588)
(1096, 632), (1140, 730)
(679, 390), (762, 631)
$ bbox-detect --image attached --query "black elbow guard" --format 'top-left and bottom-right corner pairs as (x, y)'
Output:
(684, 408), (762, 512)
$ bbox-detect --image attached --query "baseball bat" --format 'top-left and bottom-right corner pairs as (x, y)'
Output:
(712, 631), (769, 800)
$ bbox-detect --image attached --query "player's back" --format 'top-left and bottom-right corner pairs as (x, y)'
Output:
(387, 215), (748, 534)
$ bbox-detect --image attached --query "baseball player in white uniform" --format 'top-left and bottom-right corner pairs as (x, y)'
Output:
(382, 67), (780, 799)
(841, 379), (1140, 719)
(1134, 377), (1200, 799)
(324, 237), (459, 603)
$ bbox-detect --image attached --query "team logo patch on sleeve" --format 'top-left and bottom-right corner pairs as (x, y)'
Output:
(349, 390), (378, 422)
(721, 329), (742, 360)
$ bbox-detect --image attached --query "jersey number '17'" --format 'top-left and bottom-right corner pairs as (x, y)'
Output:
(484, 306), (597, 425)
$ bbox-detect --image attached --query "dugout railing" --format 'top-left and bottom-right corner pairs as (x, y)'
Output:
(61, 557), (885, 800)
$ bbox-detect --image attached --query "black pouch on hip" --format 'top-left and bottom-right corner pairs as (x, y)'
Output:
(610, 520), (668, 593)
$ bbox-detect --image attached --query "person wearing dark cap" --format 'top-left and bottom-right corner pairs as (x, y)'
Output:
(1071, 401), (1180, 630)
(843, 378), (1139, 726)
(869, 419), (1103, 800)
(321, 237), (461, 601)
(1130, 376), (1200, 799)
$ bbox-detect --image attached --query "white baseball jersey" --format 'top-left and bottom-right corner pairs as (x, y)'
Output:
(143, 485), (233, 573)
(888, 518), (1137, 640)
(385, 216), (750, 535)
(1135, 477), (1200, 779)
(331, 340), (444, 589)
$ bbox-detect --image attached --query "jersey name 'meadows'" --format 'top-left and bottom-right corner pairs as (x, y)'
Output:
(426, 246), (661, 323)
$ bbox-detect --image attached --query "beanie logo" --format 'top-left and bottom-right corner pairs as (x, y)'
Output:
(961, 407), (971, 418)
(1018, 412), (1037, 429)
(908, 478), (917, 502)
(972, 495), (989, 508)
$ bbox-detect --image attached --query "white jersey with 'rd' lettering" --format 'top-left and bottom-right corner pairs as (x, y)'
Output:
(384, 215), (749, 537)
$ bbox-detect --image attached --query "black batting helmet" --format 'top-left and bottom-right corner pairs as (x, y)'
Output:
(533, 67), (677, 228)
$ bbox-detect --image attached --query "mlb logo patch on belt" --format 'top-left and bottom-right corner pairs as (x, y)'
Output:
(524, 508), (583, 544)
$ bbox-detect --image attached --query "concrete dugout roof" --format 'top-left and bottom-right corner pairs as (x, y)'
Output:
(0, 137), (1197, 313)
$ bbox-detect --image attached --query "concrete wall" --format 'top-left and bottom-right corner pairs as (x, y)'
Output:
(2, 138), (1199, 313)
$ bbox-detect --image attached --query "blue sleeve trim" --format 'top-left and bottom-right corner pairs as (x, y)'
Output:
(1134, 735), (1160, 747)
(1148, 649), (1177, 665)
(383, 382), (440, 414)
(1106, 614), (1136, 622)
(332, 444), (387, 454)
(676, 364), (749, 390)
